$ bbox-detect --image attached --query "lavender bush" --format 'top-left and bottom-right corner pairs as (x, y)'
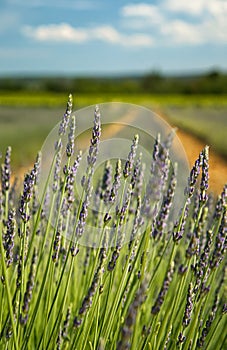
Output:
(0, 96), (226, 350)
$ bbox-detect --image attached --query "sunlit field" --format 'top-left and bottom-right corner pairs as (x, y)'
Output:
(0, 96), (226, 349)
(0, 92), (227, 168)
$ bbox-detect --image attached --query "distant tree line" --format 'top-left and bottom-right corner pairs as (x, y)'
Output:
(0, 69), (227, 94)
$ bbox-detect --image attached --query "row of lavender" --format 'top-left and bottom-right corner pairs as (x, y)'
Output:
(0, 96), (226, 349)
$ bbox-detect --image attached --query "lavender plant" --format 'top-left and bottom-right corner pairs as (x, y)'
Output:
(0, 96), (226, 350)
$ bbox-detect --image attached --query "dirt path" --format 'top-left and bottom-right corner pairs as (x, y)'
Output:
(174, 129), (227, 195)
(161, 115), (227, 195)
(15, 111), (227, 196)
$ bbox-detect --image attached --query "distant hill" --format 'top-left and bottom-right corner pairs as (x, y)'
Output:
(0, 69), (227, 94)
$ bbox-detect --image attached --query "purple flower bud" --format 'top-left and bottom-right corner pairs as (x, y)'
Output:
(16, 255), (22, 289)
(62, 306), (71, 339)
(178, 264), (188, 275)
(210, 207), (226, 269)
(58, 94), (73, 136)
(1, 146), (11, 196)
(65, 151), (82, 206)
(142, 134), (171, 219)
(76, 190), (91, 239)
(3, 208), (16, 267)
(66, 115), (76, 157)
(173, 198), (191, 242)
(104, 212), (111, 224)
(73, 316), (82, 328)
(182, 283), (194, 327)
(151, 262), (174, 314)
(19, 162), (39, 223)
(199, 146), (209, 204)
(197, 294), (219, 347)
(20, 249), (37, 325)
(52, 147), (62, 193)
(123, 134), (139, 179)
(52, 219), (62, 263)
(87, 105), (101, 168)
(186, 157), (201, 198)
(75, 251), (105, 326)
(100, 160), (112, 203)
(109, 159), (122, 203)
(117, 283), (147, 349)
(129, 196), (142, 247)
(214, 184), (226, 221)
(153, 134), (160, 161)
(153, 164), (177, 239)
(108, 248), (120, 272)
(177, 332), (186, 344)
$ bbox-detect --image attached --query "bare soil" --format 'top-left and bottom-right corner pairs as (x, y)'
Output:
(14, 112), (227, 196)
(175, 128), (227, 195)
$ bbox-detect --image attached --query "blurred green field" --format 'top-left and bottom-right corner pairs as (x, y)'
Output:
(1, 91), (227, 108)
(163, 106), (227, 160)
(0, 92), (226, 169)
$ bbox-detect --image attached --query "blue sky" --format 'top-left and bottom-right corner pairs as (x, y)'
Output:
(0, 0), (227, 76)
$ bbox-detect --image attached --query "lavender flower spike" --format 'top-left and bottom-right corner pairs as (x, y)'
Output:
(19, 158), (40, 223)
(123, 134), (139, 179)
(200, 146), (209, 204)
(1, 146), (11, 195)
(87, 105), (101, 168)
(101, 160), (112, 203)
(66, 115), (76, 157)
(210, 206), (226, 269)
(151, 261), (174, 314)
(197, 294), (219, 348)
(20, 249), (37, 325)
(182, 283), (194, 327)
(186, 154), (201, 198)
(3, 208), (16, 267)
(58, 94), (73, 136)
(109, 159), (122, 203)
(75, 188), (92, 240)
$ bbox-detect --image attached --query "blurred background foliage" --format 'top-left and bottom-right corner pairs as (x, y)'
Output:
(0, 69), (227, 95)
(0, 69), (226, 195)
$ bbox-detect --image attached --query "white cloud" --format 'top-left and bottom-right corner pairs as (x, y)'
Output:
(92, 25), (154, 46)
(161, 20), (203, 44)
(20, 2), (227, 49)
(121, 3), (163, 23)
(92, 26), (121, 44)
(160, 17), (227, 45)
(163, 0), (207, 15)
(120, 1), (227, 45)
(163, 0), (227, 17)
(122, 3), (161, 18)
(23, 23), (154, 47)
(23, 23), (89, 42)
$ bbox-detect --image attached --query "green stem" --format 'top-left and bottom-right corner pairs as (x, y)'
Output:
(46, 257), (75, 349)
(0, 222), (19, 350)
(17, 219), (28, 343)
(167, 258), (193, 345)
(26, 150), (59, 264)
(205, 314), (223, 350)
(102, 226), (147, 346)
(41, 258), (55, 349)
(80, 292), (100, 350)
(184, 298), (203, 349)
(139, 314), (156, 350)
(93, 275), (102, 349)
(147, 235), (171, 291)
(0, 286), (4, 331)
